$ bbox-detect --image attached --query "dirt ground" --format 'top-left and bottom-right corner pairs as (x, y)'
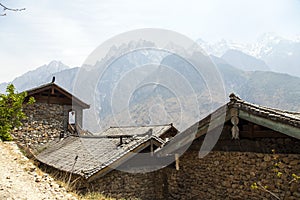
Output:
(0, 141), (78, 200)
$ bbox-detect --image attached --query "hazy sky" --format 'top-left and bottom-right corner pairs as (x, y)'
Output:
(1, 0), (300, 82)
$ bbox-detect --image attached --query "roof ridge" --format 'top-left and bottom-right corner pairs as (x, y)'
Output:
(109, 123), (173, 128)
(229, 93), (300, 116)
(237, 99), (300, 115)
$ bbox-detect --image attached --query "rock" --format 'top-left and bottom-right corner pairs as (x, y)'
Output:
(51, 183), (60, 189)
(261, 162), (267, 168)
(35, 176), (41, 182)
(293, 192), (300, 198)
(250, 171), (256, 177)
(29, 167), (36, 172)
(256, 153), (264, 158)
(214, 161), (220, 165)
(222, 181), (231, 187)
(65, 194), (73, 199)
(290, 160), (298, 166)
(35, 178), (41, 182)
(278, 163), (285, 169)
(290, 183), (298, 193)
(282, 157), (289, 164)
(263, 155), (272, 162)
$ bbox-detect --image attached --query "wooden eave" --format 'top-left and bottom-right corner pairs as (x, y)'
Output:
(26, 83), (90, 109)
(238, 109), (300, 139)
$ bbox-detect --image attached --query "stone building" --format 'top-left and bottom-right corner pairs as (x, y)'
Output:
(36, 94), (300, 199)
(12, 80), (90, 149)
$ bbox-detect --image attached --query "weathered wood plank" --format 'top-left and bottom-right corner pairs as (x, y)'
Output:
(239, 110), (300, 139)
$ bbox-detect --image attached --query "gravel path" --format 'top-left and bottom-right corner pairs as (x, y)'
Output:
(0, 142), (78, 200)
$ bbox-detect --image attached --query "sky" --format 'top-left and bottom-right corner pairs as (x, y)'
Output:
(1, 0), (300, 82)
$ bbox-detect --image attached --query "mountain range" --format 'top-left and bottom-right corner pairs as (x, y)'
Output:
(197, 33), (300, 77)
(1, 34), (300, 132)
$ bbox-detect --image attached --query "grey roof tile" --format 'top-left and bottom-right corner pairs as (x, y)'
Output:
(36, 125), (174, 179)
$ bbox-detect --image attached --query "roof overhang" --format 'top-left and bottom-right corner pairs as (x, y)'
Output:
(238, 108), (300, 139)
(25, 83), (90, 109)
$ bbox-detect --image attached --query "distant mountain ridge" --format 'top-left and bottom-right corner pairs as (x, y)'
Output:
(1, 38), (300, 132)
(221, 49), (270, 71)
(197, 33), (300, 77)
(0, 60), (70, 93)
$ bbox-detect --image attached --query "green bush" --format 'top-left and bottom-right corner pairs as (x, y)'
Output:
(0, 84), (35, 141)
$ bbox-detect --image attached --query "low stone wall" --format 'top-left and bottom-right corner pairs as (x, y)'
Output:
(164, 150), (300, 200)
(81, 148), (300, 199)
(38, 164), (166, 200)
(87, 170), (166, 200)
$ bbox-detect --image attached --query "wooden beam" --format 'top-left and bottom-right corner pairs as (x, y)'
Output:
(150, 140), (154, 156)
(249, 123), (254, 138)
(34, 96), (72, 105)
(175, 153), (179, 170)
(27, 83), (89, 109)
(240, 130), (286, 138)
(47, 88), (50, 104)
(239, 110), (300, 139)
(27, 85), (53, 96)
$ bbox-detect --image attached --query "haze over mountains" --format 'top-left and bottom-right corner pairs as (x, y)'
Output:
(0, 61), (70, 93)
(198, 33), (300, 76)
(1, 33), (300, 131)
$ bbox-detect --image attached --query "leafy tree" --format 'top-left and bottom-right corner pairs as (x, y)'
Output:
(0, 84), (34, 141)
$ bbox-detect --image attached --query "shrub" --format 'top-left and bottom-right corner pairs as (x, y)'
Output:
(0, 84), (34, 141)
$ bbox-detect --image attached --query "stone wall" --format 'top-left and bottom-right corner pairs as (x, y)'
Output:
(77, 136), (300, 200)
(12, 102), (84, 150)
(11, 102), (65, 150)
(11, 103), (71, 149)
(163, 150), (300, 200)
(38, 164), (167, 200)
(86, 170), (166, 200)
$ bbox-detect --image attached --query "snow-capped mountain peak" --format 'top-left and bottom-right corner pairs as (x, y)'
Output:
(197, 33), (300, 77)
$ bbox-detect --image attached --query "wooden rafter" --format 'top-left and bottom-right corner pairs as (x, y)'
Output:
(26, 83), (89, 109)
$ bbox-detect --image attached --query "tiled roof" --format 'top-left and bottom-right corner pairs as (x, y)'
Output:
(229, 93), (300, 128)
(97, 124), (174, 138)
(157, 94), (300, 156)
(36, 125), (174, 179)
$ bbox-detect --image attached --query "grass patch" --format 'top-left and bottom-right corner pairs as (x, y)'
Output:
(78, 192), (117, 200)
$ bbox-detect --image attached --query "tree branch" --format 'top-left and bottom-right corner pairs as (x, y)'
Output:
(0, 2), (25, 16)
(257, 182), (281, 200)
